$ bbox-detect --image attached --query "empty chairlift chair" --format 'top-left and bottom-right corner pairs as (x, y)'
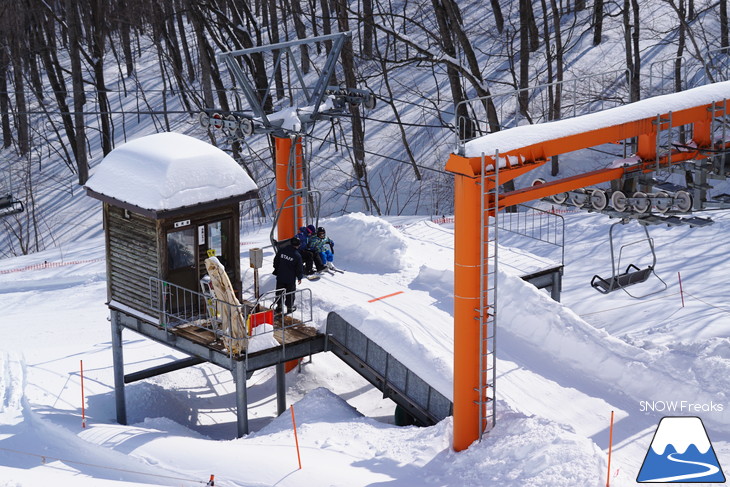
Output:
(0, 193), (24, 217)
(590, 220), (667, 298)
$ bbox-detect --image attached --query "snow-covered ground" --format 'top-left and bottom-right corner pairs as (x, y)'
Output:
(1, 206), (728, 486)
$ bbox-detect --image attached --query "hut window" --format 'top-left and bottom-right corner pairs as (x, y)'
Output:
(167, 228), (195, 269)
(206, 220), (230, 268)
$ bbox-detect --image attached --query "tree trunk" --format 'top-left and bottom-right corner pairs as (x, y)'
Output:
(527, 1), (540, 52)
(37, 16), (77, 169)
(175, 2), (196, 82)
(118, 0), (134, 76)
(631, 0), (641, 101)
(376, 37), (421, 180)
(675, 1), (686, 95)
(190, 6), (214, 109)
(362, 0), (374, 58)
(593, 0), (604, 45)
(721, 0), (728, 48)
(518, 0), (532, 121)
(90, 0), (112, 156)
(335, 0), (380, 214)
(289, 0), (310, 73)
(67, 0), (88, 183)
(623, 0), (640, 102)
(489, 0), (504, 33)
(0, 48), (12, 148)
(549, 0), (564, 175)
(268, 0), (286, 100)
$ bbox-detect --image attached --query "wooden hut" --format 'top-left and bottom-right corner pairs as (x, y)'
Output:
(85, 132), (258, 320)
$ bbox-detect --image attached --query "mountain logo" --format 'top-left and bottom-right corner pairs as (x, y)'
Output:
(637, 416), (726, 483)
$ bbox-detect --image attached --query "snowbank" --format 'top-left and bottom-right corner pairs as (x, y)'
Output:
(321, 212), (410, 273)
(498, 270), (730, 431)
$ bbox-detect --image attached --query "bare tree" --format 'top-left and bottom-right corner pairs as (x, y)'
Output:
(722, 0), (729, 48)
(624, 0), (641, 101)
(593, 0), (605, 45)
(66, 0), (89, 183)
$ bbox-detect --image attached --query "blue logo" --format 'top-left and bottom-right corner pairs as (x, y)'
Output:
(637, 416), (726, 483)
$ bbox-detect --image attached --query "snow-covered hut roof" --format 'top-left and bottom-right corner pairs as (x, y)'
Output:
(85, 132), (258, 218)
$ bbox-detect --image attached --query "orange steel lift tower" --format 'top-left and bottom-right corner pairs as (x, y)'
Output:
(446, 84), (730, 451)
(202, 32), (375, 242)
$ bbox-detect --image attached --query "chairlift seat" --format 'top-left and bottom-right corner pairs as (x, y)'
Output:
(591, 264), (654, 294)
(0, 195), (23, 217)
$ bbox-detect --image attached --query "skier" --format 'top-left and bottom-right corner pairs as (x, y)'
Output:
(308, 226), (336, 271)
(272, 237), (304, 314)
(295, 226), (316, 275)
(306, 224), (326, 272)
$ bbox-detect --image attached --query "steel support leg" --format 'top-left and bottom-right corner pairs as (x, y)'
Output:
(234, 360), (249, 437)
(551, 271), (562, 302)
(276, 362), (286, 415)
(110, 311), (127, 425)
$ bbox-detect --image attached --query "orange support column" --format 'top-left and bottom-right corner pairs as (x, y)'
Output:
(452, 172), (483, 451)
(275, 136), (304, 241)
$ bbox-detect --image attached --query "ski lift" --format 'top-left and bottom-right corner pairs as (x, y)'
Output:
(0, 194), (24, 217)
(590, 220), (667, 298)
(0, 164), (24, 218)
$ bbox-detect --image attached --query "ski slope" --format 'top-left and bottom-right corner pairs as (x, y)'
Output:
(0, 209), (728, 486)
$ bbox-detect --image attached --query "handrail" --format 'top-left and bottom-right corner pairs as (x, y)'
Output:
(148, 277), (313, 359)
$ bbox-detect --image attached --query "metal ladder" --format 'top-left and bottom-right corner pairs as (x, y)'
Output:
(477, 151), (499, 437)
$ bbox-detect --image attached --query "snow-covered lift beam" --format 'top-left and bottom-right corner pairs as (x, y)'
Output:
(446, 81), (730, 452)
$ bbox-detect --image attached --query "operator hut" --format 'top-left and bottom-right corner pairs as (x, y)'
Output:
(85, 132), (258, 320)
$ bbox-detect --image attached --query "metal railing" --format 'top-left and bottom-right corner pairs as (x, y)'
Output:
(648, 46), (730, 97)
(497, 204), (566, 267)
(148, 277), (313, 358)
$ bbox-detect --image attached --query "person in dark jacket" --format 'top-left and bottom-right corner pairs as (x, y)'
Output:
(273, 237), (304, 314)
(295, 226), (316, 275)
(306, 224), (326, 272)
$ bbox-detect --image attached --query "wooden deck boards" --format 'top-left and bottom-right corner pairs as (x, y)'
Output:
(170, 316), (320, 357)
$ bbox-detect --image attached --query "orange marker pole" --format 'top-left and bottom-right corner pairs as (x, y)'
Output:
(606, 410), (615, 487)
(291, 405), (302, 469)
(80, 360), (86, 428)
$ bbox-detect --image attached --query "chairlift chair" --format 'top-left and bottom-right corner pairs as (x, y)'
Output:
(0, 193), (24, 217)
(590, 220), (668, 298)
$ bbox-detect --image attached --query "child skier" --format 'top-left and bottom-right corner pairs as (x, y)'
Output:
(308, 226), (335, 271)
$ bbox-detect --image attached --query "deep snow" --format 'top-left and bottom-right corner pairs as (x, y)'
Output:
(1, 207), (728, 486)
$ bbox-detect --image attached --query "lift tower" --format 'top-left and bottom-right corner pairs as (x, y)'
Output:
(447, 82), (730, 451)
(200, 32), (375, 243)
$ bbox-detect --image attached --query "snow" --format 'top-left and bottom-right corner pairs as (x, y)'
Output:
(464, 80), (730, 157)
(650, 417), (711, 455)
(84, 132), (258, 212)
(1, 207), (728, 487)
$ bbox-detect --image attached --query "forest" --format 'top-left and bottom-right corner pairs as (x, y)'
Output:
(0, 0), (728, 256)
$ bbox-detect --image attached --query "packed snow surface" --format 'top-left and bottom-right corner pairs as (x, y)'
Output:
(0, 210), (728, 486)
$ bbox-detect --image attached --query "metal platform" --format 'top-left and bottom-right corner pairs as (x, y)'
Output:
(109, 304), (325, 437)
